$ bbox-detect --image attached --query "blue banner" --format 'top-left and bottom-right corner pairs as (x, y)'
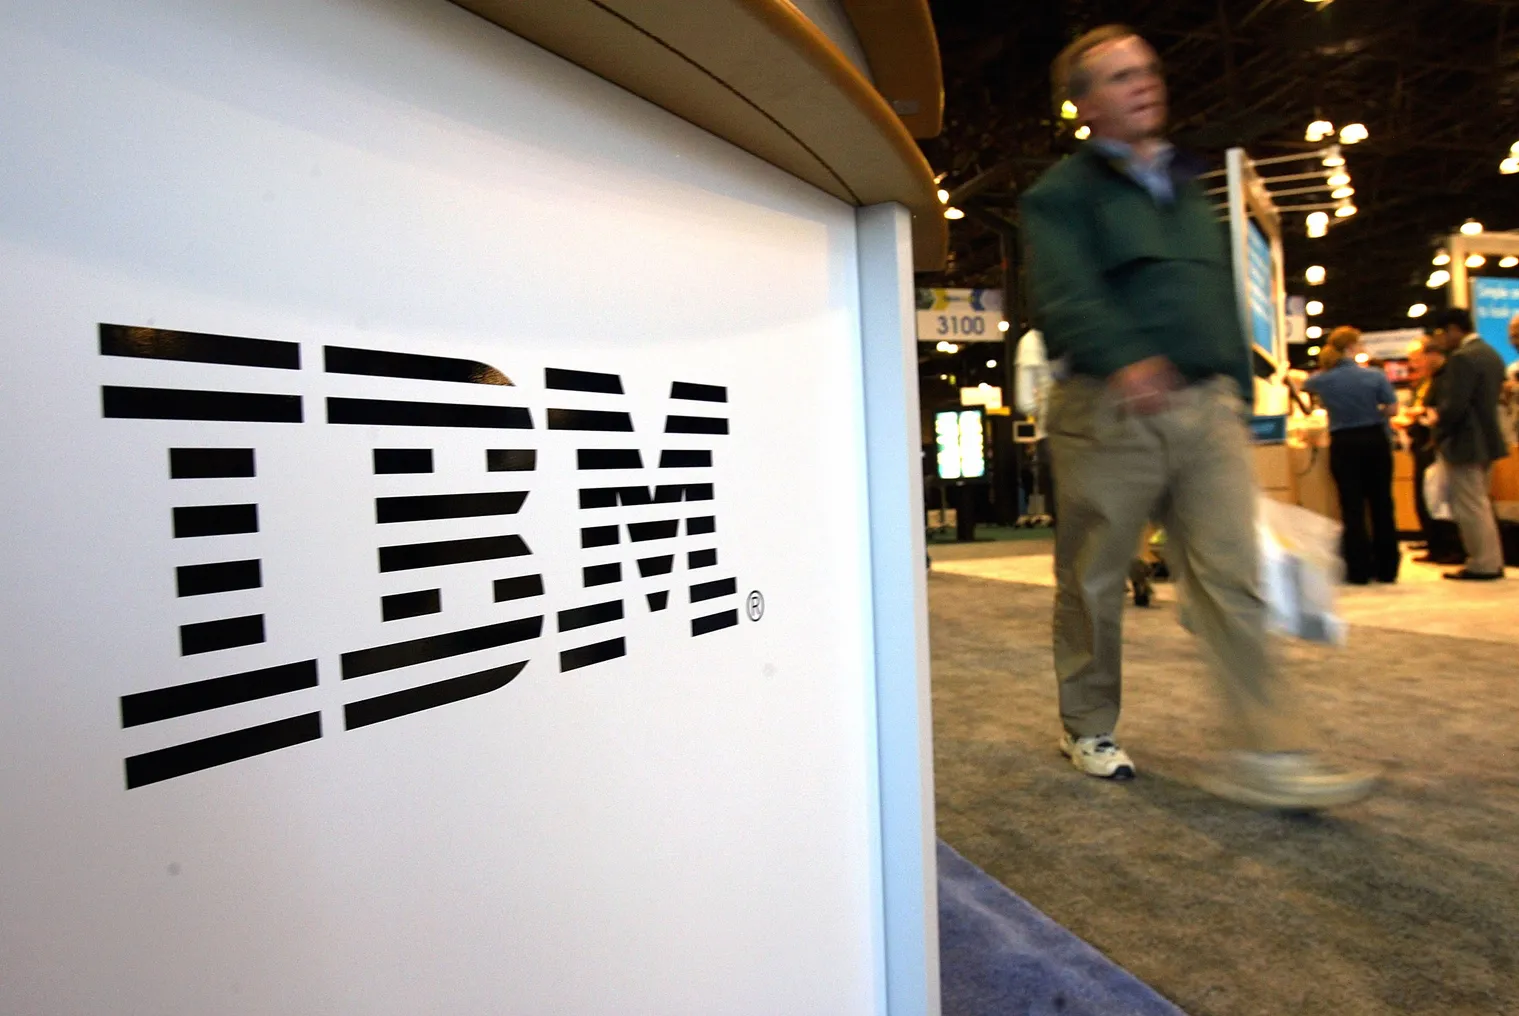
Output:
(1472, 277), (1519, 366)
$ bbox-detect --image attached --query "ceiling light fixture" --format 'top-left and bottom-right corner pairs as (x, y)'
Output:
(1331, 186), (1356, 200)
(1307, 327), (1323, 340)
(1307, 211), (1329, 238)
(944, 207), (965, 220)
(1428, 270), (1451, 288)
(1307, 344), (1322, 355)
(1340, 123), (1369, 144)
(937, 188), (949, 204)
(1327, 172), (1352, 188)
(1467, 253), (1487, 269)
(986, 359), (999, 368)
(1461, 220), (1484, 235)
(1322, 149), (1346, 168)
(997, 320), (1011, 332)
(1074, 125), (1092, 140)
(1501, 256), (1519, 269)
(1306, 300), (1325, 316)
(1305, 265), (1326, 285)
(1334, 203), (1358, 218)
(1408, 303), (1428, 318)
(1061, 100), (1078, 120)
(1501, 157), (1519, 176)
(1433, 251), (1451, 266)
(1305, 119), (1335, 143)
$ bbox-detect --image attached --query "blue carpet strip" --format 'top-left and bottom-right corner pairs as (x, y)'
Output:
(939, 841), (1187, 1016)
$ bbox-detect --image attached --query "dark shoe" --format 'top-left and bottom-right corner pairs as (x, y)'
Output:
(1443, 569), (1504, 581)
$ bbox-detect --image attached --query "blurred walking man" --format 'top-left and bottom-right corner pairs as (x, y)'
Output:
(1020, 25), (1375, 809)
(1430, 308), (1508, 580)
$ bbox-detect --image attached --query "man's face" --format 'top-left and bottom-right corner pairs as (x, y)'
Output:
(1076, 36), (1167, 144)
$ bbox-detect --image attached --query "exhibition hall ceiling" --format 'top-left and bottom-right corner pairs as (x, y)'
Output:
(921, 0), (1519, 331)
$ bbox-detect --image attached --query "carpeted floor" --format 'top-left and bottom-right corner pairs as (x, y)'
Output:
(930, 568), (1519, 1016)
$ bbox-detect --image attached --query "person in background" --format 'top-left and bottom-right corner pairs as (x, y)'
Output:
(1430, 307), (1508, 580)
(1394, 337), (1463, 564)
(1301, 327), (1400, 584)
(1020, 24), (1375, 809)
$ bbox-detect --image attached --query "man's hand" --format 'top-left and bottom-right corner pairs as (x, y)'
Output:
(1109, 356), (1182, 415)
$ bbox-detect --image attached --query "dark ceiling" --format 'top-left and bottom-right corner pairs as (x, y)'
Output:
(918, 0), (1519, 333)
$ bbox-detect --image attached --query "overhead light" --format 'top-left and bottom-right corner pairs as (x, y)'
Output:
(1331, 186), (1356, 200)
(1428, 269), (1451, 288)
(1408, 303), (1429, 318)
(1307, 327), (1323, 340)
(939, 374), (949, 381)
(1433, 251), (1451, 266)
(1074, 125), (1092, 140)
(1340, 123), (1369, 145)
(1461, 220), (1484, 235)
(1335, 203), (1358, 218)
(1327, 172), (1352, 188)
(1322, 147), (1345, 168)
(934, 171), (948, 184)
(1305, 265), (1326, 285)
(937, 188), (950, 204)
(1061, 100), (1078, 120)
(1501, 256), (1519, 269)
(1307, 345), (1322, 355)
(1501, 157), (1519, 176)
(936, 341), (960, 353)
(1306, 300), (1324, 316)
(1354, 352), (1370, 364)
(997, 320), (1011, 332)
(986, 359), (998, 368)
(1467, 253), (1487, 269)
(944, 207), (965, 220)
(1307, 211), (1329, 238)
(1305, 119), (1335, 142)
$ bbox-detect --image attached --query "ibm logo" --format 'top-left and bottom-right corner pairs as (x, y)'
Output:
(100, 325), (741, 790)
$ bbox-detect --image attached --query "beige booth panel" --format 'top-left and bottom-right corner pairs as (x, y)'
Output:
(450, 0), (948, 270)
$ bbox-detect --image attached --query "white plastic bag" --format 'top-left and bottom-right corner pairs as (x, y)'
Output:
(1256, 496), (1346, 645)
(1423, 458), (1454, 521)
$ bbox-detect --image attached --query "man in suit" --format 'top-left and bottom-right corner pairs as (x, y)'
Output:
(1431, 307), (1508, 580)
(1019, 25), (1375, 809)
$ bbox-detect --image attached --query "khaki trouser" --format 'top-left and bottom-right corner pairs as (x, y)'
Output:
(1047, 376), (1301, 752)
(1444, 458), (1504, 575)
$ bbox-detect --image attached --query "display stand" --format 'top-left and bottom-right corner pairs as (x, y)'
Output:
(0, 2), (945, 1013)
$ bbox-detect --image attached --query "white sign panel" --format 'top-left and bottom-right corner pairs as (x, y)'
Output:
(916, 288), (1004, 342)
(0, 1), (888, 1013)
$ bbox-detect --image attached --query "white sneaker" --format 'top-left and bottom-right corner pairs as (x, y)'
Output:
(1198, 751), (1379, 811)
(1059, 732), (1136, 779)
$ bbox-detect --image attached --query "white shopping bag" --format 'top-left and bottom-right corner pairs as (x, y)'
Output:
(1256, 496), (1346, 645)
(1423, 458), (1454, 521)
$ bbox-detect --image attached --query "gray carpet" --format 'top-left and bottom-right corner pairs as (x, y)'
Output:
(930, 570), (1519, 1016)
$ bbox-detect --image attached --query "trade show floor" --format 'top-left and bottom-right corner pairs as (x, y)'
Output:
(928, 537), (1519, 1016)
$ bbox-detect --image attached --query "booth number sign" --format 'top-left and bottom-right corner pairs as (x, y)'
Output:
(915, 288), (1005, 343)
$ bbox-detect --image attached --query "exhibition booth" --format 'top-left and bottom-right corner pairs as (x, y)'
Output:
(0, 2), (948, 1013)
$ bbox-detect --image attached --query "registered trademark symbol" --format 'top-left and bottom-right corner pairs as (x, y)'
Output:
(746, 590), (765, 621)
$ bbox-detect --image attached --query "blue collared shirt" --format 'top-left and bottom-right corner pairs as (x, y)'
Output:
(1090, 137), (1177, 203)
(1302, 361), (1396, 432)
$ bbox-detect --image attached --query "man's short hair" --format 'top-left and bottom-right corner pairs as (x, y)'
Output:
(1053, 25), (1143, 107)
(1432, 307), (1474, 334)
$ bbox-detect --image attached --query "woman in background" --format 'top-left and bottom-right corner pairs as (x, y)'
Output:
(1394, 336), (1463, 564)
(1302, 326), (1401, 584)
